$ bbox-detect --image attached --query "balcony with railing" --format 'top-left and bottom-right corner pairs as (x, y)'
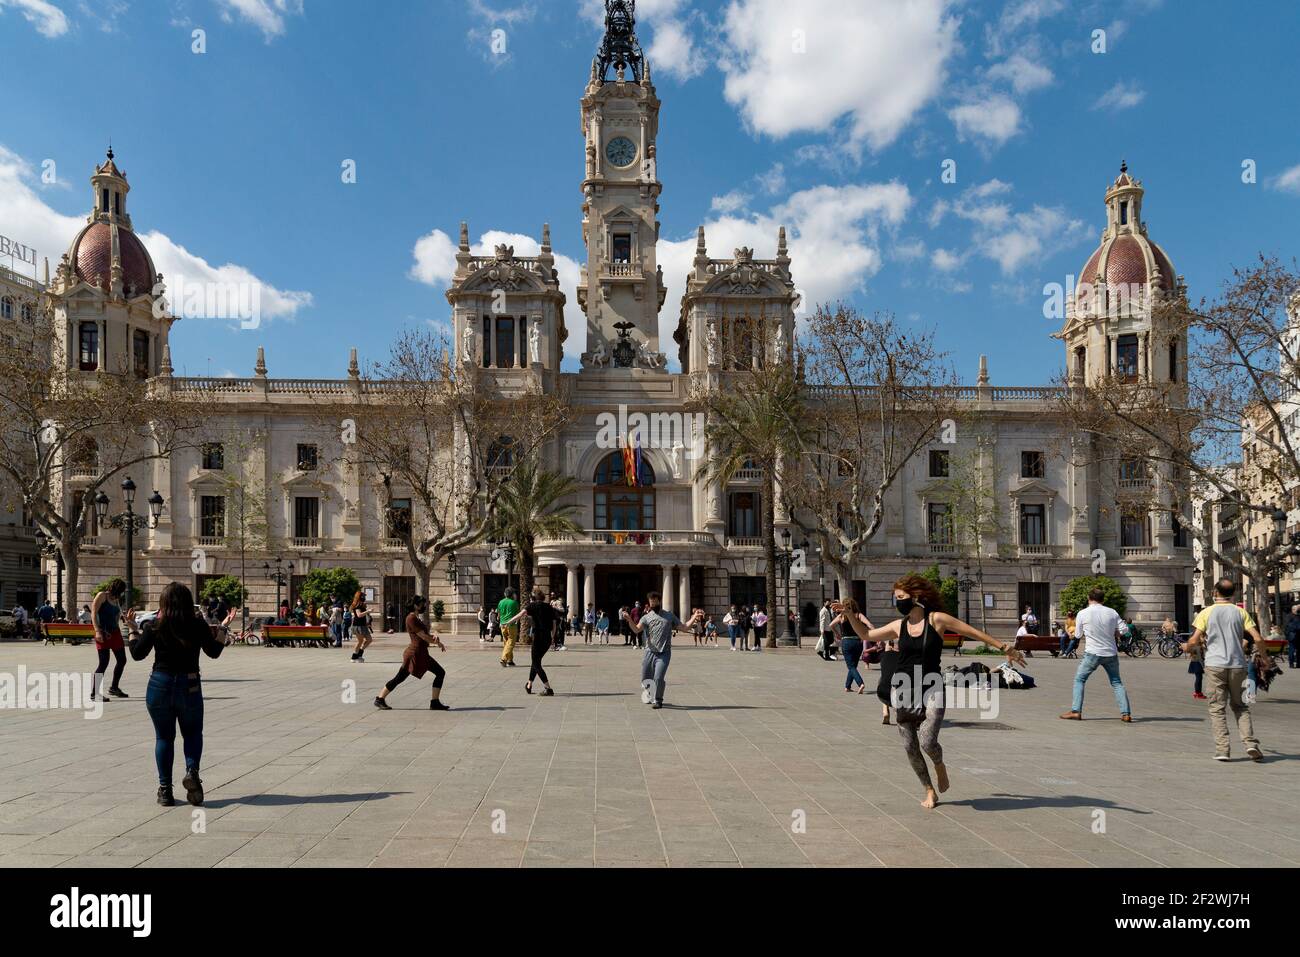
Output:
(537, 529), (720, 549)
(927, 541), (957, 556)
(1121, 546), (1157, 558)
(197, 535), (226, 549)
(731, 467), (764, 483)
(293, 536), (322, 550)
(1018, 543), (1067, 559)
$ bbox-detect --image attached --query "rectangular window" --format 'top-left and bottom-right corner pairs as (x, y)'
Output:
(79, 322), (98, 371)
(1020, 451), (1045, 478)
(296, 444), (318, 471)
(1169, 339), (1178, 382)
(728, 575), (766, 609)
(294, 497), (320, 540)
(386, 498), (412, 540)
(201, 443), (224, 470)
(1121, 509), (1151, 548)
(133, 330), (150, 378)
(612, 234), (631, 263)
(927, 502), (953, 545)
(1119, 458), (1146, 484)
(494, 317), (515, 369)
(1119, 200), (1128, 225)
(1172, 512), (1190, 548)
(929, 450), (949, 478)
(481, 316), (491, 368)
(1116, 333), (1139, 380)
(200, 495), (225, 540)
(727, 491), (760, 538)
(1020, 504), (1046, 546)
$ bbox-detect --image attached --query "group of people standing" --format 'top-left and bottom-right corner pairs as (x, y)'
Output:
(720, 604), (770, 650)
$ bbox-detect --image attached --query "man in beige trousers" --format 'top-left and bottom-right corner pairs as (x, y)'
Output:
(1183, 578), (1264, 761)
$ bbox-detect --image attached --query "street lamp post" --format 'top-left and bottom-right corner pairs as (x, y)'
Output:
(775, 530), (802, 646)
(953, 564), (976, 623)
(35, 530), (66, 618)
(1271, 506), (1289, 634)
(264, 557), (292, 621)
(95, 479), (164, 610)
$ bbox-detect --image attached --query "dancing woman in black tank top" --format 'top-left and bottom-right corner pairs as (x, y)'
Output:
(835, 574), (1024, 809)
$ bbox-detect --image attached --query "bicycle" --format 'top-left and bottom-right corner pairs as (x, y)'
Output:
(1118, 633), (1151, 657)
(1157, 633), (1185, 659)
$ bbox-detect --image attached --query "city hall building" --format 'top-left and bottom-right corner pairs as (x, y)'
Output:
(20, 4), (1195, 636)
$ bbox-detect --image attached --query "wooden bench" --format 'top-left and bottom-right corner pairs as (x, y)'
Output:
(43, 623), (96, 644)
(262, 624), (331, 647)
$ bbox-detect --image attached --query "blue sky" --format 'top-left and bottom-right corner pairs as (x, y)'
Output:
(1, 0), (1298, 382)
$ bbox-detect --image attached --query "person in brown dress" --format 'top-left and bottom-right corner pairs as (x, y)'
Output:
(373, 596), (449, 710)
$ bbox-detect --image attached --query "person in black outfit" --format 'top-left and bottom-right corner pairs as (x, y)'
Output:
(836, 574), (1023, 809)
(125, 582), (230, 807)
(504, 590), (557, 695)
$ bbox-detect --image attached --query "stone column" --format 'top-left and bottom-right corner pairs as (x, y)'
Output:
(661, 565), (674, 615)
(1138, 332), (1147, 380)
(566, 564), (578, 615)
(678, 565), (689, 617)
(583, 564), (595, 617)
(1109, 334), (1118, 376)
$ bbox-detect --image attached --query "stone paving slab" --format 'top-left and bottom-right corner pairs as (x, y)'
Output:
(1, 638), (1298, 867)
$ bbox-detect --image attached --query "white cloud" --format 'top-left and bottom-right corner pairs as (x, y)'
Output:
(986, 54), (1053, 94)
(931, 248), (963, 272)
(1093, 80), (1146, 111)
(949, 94), (1022, 146)
(893, 238), (926, 262)
(710, 190), (750, 214)
(717, 0), (959, 151)
(0, 144), (312, 322)
(215, 0), (303, 40)
(928, 179), (1086, 276)
(756, 162), (786, 196)
(466, 0), (536, 65)
(1271, 163), (1300, 195)
(409, 227), (585, 365)
(656, 182), (912, 347)
(0, 0), (70, 36)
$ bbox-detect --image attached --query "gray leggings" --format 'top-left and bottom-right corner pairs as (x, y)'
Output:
(897, 704), (945, 788)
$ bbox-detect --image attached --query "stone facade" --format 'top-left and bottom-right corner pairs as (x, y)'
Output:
(36, 4), (1194, 636)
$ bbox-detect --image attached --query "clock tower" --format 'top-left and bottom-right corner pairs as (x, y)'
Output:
(578, 0), (668, 369)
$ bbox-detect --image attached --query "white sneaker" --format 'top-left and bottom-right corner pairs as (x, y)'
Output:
(641, 679), (654, 704)
(1213, 754), (1231, 761)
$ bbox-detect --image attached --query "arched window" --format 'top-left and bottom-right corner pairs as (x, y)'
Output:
(21, 301), (34, 323)
(593, 450), (655, 530)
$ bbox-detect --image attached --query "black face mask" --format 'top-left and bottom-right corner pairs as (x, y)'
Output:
(894, 596), (916, 617)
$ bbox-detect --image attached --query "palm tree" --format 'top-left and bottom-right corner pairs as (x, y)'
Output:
(489, 456), (583, 604)
(698, 358), (803, 646)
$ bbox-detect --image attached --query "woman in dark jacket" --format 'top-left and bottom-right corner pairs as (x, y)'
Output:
(126, 582), (229, 807)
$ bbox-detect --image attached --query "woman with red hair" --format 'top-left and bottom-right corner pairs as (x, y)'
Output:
(835, 574), (1024, 809)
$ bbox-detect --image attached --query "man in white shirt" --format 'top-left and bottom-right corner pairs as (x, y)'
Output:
(817, 601), (835, 660)
(1060, 586), (1132, 721)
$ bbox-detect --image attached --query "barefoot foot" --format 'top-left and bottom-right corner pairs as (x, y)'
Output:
(921, 789), (938, 809)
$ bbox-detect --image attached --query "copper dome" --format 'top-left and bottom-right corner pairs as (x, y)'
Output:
(70, 221), (157, 297)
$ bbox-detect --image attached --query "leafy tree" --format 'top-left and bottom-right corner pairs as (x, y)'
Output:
(913, 563), (959, 616)
(432, 599), (445, 622)
(1059, 574), (1127, 619)
(199, 575), (247, 609)
(298, 568), (361, 614)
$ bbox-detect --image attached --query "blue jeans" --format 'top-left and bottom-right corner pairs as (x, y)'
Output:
(841, 637), (864, 689)
(145, 671), (204, 787)
(1289, 639), (1299, 669)
(727, 624), (738, 648)
(641, 647), (671, 704)
(1072, 653), (1130, 715)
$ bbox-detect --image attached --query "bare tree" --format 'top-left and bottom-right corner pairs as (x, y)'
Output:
(781, 304), (960, 597)
(0, 315), (208, 608)
(317, 329), (571, 609)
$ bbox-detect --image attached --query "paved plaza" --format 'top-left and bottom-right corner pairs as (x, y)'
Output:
(1, 637), (1297, 868)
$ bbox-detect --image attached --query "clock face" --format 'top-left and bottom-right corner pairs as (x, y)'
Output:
(605, 136), (637, 168)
